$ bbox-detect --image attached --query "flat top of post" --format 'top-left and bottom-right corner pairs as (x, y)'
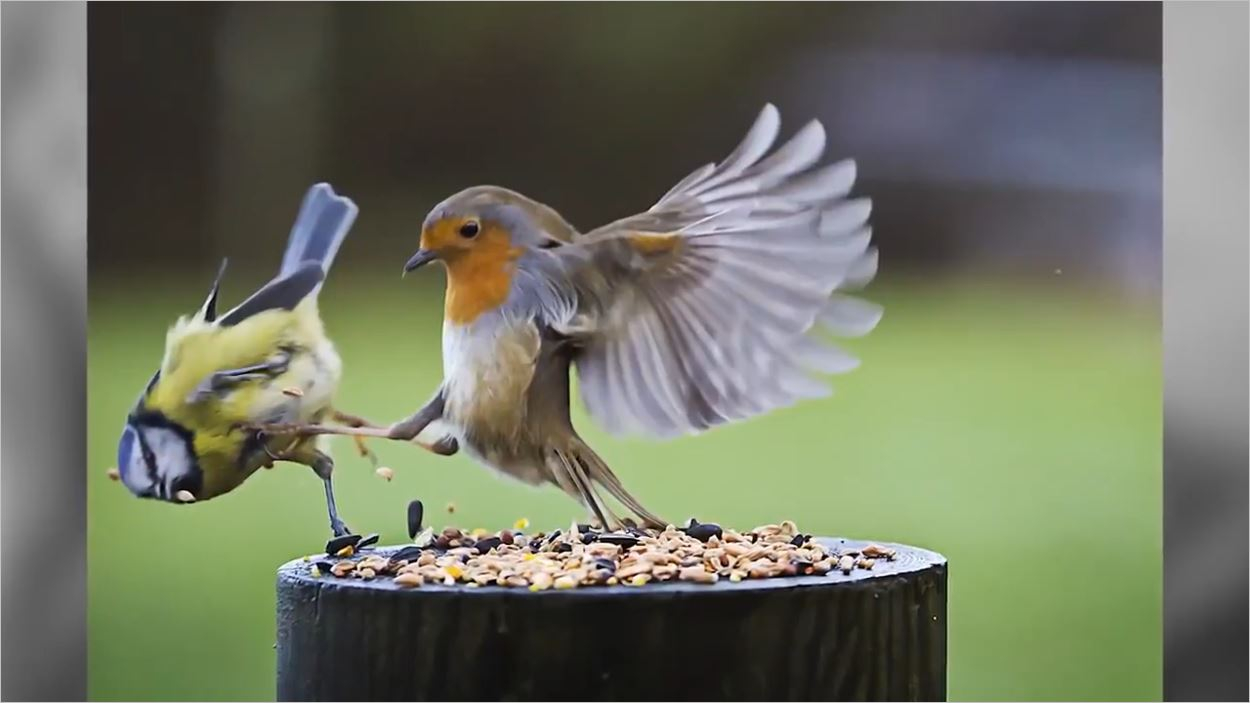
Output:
(278, 537), (947, 597)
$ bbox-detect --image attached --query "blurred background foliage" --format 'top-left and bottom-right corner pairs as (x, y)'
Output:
(87, 3), (1161, 701)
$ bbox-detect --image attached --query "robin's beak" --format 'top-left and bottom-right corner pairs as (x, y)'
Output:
(402, 248), (438, 275)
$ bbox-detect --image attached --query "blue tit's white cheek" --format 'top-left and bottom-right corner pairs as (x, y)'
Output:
(142, 425), (201, 498)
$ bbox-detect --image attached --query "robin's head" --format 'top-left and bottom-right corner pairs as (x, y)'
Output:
(403, 186), (575, 274)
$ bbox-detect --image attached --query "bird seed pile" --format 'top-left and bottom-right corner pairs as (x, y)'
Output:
(305, 514), (896, 590)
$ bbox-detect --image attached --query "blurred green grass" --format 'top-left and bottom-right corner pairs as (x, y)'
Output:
(88, 270), (1160, 701)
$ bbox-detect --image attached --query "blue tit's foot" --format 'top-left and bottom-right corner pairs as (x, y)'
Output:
(330, 518), (352, 539)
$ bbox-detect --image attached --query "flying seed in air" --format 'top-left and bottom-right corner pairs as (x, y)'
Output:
(106, 467), (120, 481)
(446, 502), (456, 514)
(375, 466), (395, 481)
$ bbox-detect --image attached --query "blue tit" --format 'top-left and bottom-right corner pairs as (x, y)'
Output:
(115, 183), (371, 537)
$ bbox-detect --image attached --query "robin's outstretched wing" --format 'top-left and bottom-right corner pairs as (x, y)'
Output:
(548, 104), (882, 439)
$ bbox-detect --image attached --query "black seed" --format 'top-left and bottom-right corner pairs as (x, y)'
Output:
(315, 561), (335, 573)
(406, 500), (424, 539)
(790, 534), (806, 547)
(459, 553), (470, 563)
(357, 533), (380, 550)
(325, 534), (362, 555)
(686, 517), (700, 530)
(475, 537), (502, 554)
(593, 558), (617, 572)
(792, 559), (813, 574)
(686, 523), (723, 542)
(596, 533), (639, 549)
(580, 533), (595, 544)
(553, 542), (573, 553)
(625, 526), (646, 537)
(433, 535), (451, 550)
(578, 523), (596, 534)
(390, 546), (424, 563)
(546, 530), (562, 543)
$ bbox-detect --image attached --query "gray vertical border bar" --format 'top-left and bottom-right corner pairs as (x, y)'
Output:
(1, 1), (88, 700)
(1162, 2), (1249, 701)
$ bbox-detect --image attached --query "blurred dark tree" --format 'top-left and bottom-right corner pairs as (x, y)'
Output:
(88, 2), (1160, 290)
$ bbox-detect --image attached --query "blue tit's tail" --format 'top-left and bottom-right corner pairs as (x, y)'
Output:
(279, 183), (359, 278)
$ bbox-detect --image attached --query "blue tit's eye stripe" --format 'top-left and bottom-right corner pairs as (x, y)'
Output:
(132, 424), (161, 493)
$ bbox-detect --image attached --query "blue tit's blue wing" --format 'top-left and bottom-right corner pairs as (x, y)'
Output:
(218, 262), (324, 327)
(207, 183), (357, 327)
(279, 183), (359, 278)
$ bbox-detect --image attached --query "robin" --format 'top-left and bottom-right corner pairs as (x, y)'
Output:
(273, 104), (881, 529)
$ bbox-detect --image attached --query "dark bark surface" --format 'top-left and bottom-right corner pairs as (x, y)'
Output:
(276, 538), (947, 701)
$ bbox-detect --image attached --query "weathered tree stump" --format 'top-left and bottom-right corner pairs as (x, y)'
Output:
(276, 538), (947, 701)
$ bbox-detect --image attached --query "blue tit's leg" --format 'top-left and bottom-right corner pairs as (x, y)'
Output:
(288, 445), (351, 537)
(188, 350), (292, 404)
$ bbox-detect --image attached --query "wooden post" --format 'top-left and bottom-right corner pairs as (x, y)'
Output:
(276, 539), (947, 701)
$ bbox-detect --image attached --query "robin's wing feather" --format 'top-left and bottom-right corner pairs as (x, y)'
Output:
(547, 104), (882, 439)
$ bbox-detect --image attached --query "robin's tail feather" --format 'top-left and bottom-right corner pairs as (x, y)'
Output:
(546, 439), (666, 530)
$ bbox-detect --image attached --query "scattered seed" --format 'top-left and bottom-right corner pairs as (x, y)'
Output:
(394, 572), (423, 588)
(474, 537), (502, 554)
(391, 546), (424, 563)
(324, 520), (869, 591)
(375, 466), (395, 481)
(596, 533), (639, 549)
(406, 500), (425, 539)
(106, 467), (121, 481)
(679, 566), (718, 584)
(326, 534), (362, 555)
(685, 523), (723, 542)
(282, 386), (305, 398)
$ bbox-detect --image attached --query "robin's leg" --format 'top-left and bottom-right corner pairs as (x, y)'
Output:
(386, 391), (445, 440)
(331, 410), (382, 467)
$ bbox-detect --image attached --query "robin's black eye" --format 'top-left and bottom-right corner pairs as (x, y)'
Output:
(458, 220), (480, 238)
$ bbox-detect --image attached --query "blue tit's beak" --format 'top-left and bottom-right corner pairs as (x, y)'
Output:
(402, 248), (438, 276)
